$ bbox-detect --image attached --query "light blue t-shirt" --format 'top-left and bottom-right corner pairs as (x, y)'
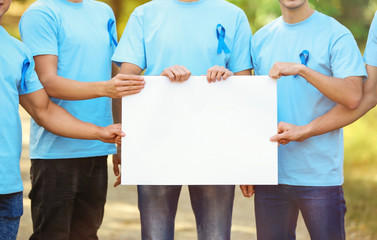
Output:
(0, 26), (43, 194)
(252, 11), (367, 186)
(112, 0), (252, 75)
(19, 0), (117, 159)
(364, 11), (377, 67)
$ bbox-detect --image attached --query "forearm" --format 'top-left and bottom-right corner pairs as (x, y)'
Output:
(305, 97), (375, 138)
(42, 75), (107, 100)
(304, 65), (377, 138)
(298, 65), (363, 109)
(112, 98), (122, 124)
(34, 101), (105, 140)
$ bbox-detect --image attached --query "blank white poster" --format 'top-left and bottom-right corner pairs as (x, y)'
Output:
(121, 76), (277, 185)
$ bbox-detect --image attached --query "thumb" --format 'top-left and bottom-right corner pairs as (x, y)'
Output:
(270, 131), (290, 142)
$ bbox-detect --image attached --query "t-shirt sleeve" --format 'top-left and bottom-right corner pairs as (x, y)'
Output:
(226, 13), (253, 73)
(18, 47), (43, 95)
(19, 9), (59, 57)
(364, 11), (377, 67)
(330, 33), (367, 79)
(112, 11), (146, 69)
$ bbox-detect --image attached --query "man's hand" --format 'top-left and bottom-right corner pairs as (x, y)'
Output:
(105, 74), (145, 98)
(207, 65), (234, 83)
(269, 62), (304, 79)
(270, 122), (310, 145)
(98, 123), (125, 144)
(240, 185), (255, 198)
(113, 146), (121, 187)
(161, 65), (191, 82)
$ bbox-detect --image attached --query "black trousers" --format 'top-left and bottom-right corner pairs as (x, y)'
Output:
(29, 156), (108, 240)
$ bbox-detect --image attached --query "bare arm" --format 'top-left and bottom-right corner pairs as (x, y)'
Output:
(271, 64), (377, 144)
(269, 62), (363, 109)
(34, 55), (145, 100)
(20, 89), (125, 143)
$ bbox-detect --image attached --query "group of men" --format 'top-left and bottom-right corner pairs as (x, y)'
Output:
(0, 0), (376, 239)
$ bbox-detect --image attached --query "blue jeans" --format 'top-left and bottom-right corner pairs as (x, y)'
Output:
(0, 192), (23, 240)
(138, 185), (235, 240)
(254, 185), (346, 240)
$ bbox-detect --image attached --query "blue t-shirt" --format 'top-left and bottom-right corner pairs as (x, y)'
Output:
(19, 0), (117, 159)
(0, 26), (43, 194)
(112, 0), (252, 75)
(364, 11), (377, 67)
(252, 11), (367, 186)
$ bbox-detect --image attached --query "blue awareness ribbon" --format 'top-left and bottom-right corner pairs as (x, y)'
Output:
(300, 50), (309, 66)
(107, 18), (118, 48)
(216, 24), (230, 54)
(295, 50), (309, 78)
(20, 59), (30, 92)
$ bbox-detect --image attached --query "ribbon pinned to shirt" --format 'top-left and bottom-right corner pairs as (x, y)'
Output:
(295, 50), (309, 78)
(20, 59), (30, 92)
(300, 50), (309, 66)
(216, 24), (230, 54)
(107, 18), (118, 48)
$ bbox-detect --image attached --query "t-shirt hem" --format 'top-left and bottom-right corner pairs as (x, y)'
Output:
(111, 57), (144, 70)
(277, 179), (344, 186)
(335, 71), (367, 80)
(30, 149), (117, 159)
(0, 186), (24, 195)
(19, 81), (43, 95)
(228, 64), (253, 74)
(31, 49), (58, 57)
(364, 58), (377, 67)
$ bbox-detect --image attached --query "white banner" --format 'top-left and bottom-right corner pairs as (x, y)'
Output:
(121, 76), (277, 185)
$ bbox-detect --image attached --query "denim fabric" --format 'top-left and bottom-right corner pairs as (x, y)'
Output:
(254, 185), (346, 240)
(29, 156), (108, 240)
(0, 192), (23, 240)
(138, 185), (235, 240)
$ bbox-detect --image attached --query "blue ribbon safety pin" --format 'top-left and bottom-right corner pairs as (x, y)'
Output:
(20, 59), (30, 92)
(216, 24), (230, 54)
(107, 18), (118, 48)
(295, 50), (309, 78)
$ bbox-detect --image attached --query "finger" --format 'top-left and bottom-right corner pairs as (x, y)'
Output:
(210, 66), (219, 82)
(247, 185), (255, 197)
(270, 131), (289, 142)
(172, 65), (185, 82)
(113, 159), (120, 176)
(240, 185), (249, 197)
(116, 86), (144, 94)
(278, 139), (290, 145)
(119, 90), (143, 97)
(116, 80), (146, 86)
(223, 70), (233, 80)
(269, 66), (278, 79)
(215, 67), (226, 81)
(114, 176), (121, 187)
(116, 74), (144, 81)
(180, 65), (191, 81)
(207, 68), (214, 83)
(117, 85), (144, 93)
(113, 163), (119, 176)
(114, 137), (120, 145)
(161, 68), (175, 81)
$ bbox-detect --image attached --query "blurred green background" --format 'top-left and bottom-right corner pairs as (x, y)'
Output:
(3, 0), (377, 239)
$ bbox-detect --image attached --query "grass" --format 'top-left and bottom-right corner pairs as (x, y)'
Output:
(343, 107), (377, 239)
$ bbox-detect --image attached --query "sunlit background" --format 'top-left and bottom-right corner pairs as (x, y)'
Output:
(3, 0), (377, 239)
